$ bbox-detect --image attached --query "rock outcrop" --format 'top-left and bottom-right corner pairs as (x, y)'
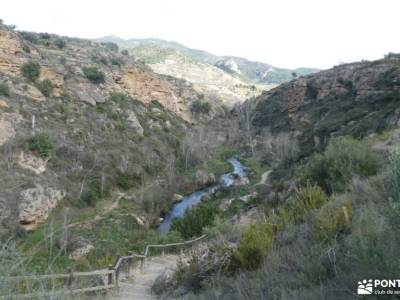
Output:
(18, 185), (66, 230)
(0, 112), (23, 146)
(16, 151), (48, 174)
(68, 237), (94, 261)
(195, 170), (216, 186)
(126, 110), (143, 135)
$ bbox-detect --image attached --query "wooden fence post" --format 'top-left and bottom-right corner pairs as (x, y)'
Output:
(115, 254), (121, 285)
(67, 267), (73, 293)
(140, 257), (144, 274)
(108, 264), (113, 286)
(162, 247), (165, 256)
(127, 251), (133, 277)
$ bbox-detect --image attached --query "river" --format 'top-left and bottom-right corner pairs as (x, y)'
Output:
(158, 157), (246, 234)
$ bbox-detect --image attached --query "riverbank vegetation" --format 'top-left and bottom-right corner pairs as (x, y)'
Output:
(156, 129), (400, 299)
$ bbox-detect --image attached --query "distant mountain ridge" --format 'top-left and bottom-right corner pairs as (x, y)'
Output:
(97, 36), (319, 85)
(96, 36), (271, 106)
(97, 35), (220, 64)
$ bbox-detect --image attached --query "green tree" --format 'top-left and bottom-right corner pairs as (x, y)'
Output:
(54, 38), (66, 49)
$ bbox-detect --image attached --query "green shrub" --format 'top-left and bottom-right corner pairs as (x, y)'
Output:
(82, 67), (105, 84)
(191, 100), (211, 114)
(302, 136), (380, 193)
(81, 176), (105, 207)
(20, 31), (38, 43)
(0, 83), (10, 97)
(291, 184), (328, 223)
(96, 57), (108, 65)
(81, 189), (98, 207)
(109, 92), (129, 107)
(375, 68), (400, 88)
(22, 45), (30, 53)
(35, 79), (53, 97)
(39, 32), (51, 39)
(305, 80), (318, 99)
(21, 61), (40, 81)
(101, 42), (118, 52)
(28, 133), (54, 158)
(121, 49), (129, 56)
(231, 222), (274, 269)
(116, 171), (137, 190)
(312, 196), (352, 244)
(110, 58), (121, 66)
(54, 38), (66, 49)
(171, 204), (216, 239)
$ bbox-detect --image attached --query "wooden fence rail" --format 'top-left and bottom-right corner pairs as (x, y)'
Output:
(0, 234), (207, 299)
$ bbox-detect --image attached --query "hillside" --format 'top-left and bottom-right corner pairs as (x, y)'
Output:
(97, 35), (220, 65)
(1, 23), (259, 295)
(128, 44), (269, 106)
(215, 56), (319, 84)
(97, 36), (319, 85)
(96, 36), (319, 105)
(0, 23), (220, 243)
(249, 54), (400, 154)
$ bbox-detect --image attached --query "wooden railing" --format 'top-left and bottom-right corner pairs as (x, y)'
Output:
(0, 234), (207, 299)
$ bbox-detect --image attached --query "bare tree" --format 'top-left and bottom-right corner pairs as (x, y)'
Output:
(237, 102), (256, 156)
(3, 140), (15, 170)
(261, 129), (299, 165)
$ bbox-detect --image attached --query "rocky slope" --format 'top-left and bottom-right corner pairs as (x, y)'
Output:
(248, 54), (400, 154)
(96, 36), (319, 106)
(0, 23), (202, 234)
(128, 45), (269, 106)
(215, 56), (319, 85)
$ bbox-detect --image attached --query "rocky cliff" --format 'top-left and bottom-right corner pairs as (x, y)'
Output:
(0, 25), (199, 120)
(249, 55), (400, 153)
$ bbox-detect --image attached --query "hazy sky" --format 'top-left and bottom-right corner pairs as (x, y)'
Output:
(2, 0), (399, 69)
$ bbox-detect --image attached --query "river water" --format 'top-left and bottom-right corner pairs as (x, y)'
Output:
(158, 157), (245, 234)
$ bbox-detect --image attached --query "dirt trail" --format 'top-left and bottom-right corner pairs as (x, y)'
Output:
(259, 170), (271, 185)
(110, 254), (179, 300)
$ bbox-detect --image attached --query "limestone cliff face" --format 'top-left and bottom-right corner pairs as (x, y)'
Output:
(0, 24), (198, 121)
(249, 55), (400, 153)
